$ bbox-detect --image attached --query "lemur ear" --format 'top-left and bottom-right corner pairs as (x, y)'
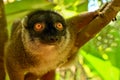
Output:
(21, 16), (28, 27)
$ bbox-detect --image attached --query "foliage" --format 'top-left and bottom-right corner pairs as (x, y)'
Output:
(5, 0), (120, 80)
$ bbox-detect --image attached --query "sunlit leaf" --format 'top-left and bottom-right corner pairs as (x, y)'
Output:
(80, 50), (120, 80)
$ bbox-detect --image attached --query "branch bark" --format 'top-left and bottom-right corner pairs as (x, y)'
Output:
(75, 0), (120, 48)
(0, 0), (8, 80)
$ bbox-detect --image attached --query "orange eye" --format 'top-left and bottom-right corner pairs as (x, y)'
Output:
(55, 22), (63, 31)
(34, 23), (45, 32)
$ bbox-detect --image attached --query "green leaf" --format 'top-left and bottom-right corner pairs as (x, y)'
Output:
(80, 50), (120, 80)
(76, 1), (88, 12)
(5, 0), (55, 15)
(64, 0), (76, 5)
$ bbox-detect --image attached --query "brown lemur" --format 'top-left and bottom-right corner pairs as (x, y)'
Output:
(5, 10), (98, 80)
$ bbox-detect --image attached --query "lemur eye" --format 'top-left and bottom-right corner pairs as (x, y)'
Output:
(34, 23), (45, 32)
(55, 22), (63, 31)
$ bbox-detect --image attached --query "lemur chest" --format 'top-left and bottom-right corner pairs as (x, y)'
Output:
(32, 45), (72, 64)
(26, 45), (73, 76)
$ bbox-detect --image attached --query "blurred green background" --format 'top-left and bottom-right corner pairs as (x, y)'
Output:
(4, 0), (120, 80)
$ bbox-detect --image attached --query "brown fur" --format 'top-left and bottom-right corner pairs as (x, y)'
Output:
(5, 18), (78, 80)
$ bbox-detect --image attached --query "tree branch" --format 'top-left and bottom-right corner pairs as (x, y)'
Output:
(75, 0), (120, 48)
(0, 0), (8, 80)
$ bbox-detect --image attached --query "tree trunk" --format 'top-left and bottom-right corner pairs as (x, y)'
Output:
(0, 0), (8, 80)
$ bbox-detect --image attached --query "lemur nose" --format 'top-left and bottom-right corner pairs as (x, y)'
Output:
(49, 36), (59, 42)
